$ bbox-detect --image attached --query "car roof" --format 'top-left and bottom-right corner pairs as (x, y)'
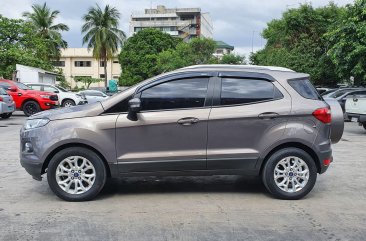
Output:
(181, 64), (295, 72)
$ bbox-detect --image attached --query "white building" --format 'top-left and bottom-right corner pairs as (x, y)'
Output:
(213, 41), (235, 59)
(130, 5), (213, 40)
(56, 48), (121, 88)
(16, 64), (58, 84)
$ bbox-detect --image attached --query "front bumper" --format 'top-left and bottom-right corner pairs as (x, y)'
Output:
(40, 101), (59, 110)
(0, 101), (15, 114)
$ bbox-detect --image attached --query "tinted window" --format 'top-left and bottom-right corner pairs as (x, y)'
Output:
(0, 87), (7, 95)
(220, 78), (282, 105)
(0, 82), (11, 89)
(29, 85), (42, 91)
(105, 95), (132, 113)
(288, 79), (321, 100)
(43, 86), (58, 93)
(14, 82), (31, 90)
(141, 78), (209, 111)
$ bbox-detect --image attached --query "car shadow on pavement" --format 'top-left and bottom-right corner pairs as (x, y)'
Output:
(97, 175), (268, 200)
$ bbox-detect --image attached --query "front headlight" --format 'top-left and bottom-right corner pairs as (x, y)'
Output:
(24, 119), (50, 130)
(40, 95), (50, 99)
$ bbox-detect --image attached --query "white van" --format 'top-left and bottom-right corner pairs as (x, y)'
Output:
(345, 90), (366, 130)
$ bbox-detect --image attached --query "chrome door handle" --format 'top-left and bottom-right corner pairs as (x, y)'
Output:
(177, 117), (199, 126)
(258, 112), (279, 119)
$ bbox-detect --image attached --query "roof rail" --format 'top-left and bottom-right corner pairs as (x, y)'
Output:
(181, 64), (295, 72)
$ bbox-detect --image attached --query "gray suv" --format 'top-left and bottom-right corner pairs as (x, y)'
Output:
(20, 65), (344, 201)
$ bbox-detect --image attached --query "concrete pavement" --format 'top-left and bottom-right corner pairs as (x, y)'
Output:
(0, 113), (365, 241)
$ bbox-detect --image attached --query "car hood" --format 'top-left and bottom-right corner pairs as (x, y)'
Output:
(29, 102), (105, 121)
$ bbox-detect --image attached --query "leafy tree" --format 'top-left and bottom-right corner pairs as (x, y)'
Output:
(251, 4), (344, 86)
(23, 2), (69, 60)
(326, 0), (366, 86)
(82, 4), (126, 87)
(74, 76), (103, 89)
(220, 53), (246, 64)
(0, 15), (54, 79)
(119, 28), (180, 86)
(156, 38), (217, 73)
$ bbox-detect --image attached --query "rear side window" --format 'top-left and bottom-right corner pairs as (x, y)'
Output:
(288, 78), (321, 100)
(220, 78), (283, 105)
(0, 82), (11, 89)
(0, 87), (7, 95)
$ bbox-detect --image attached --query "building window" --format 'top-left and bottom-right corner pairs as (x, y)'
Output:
(216, 49), (224, 54)
(113, 76), (119, 79)
(74, 61), (91, 67)
(113, 60), (119, 64)
(100, 74), (105, 78)
(100, 61), (106, 67)
(53, 61), (65, 67)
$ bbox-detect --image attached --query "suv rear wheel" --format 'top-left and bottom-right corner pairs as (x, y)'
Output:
(47, 147), (107, 201)
(23, 100), (40, 116)
(262, 147), (317, 200)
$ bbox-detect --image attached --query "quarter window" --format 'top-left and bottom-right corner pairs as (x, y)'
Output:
(288, 78), (321, 100)
(220, 78), (283, 105)
(140, 78), (209, 111)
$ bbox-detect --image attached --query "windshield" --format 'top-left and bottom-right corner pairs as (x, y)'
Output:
(56, 86), (68, 92)
(14, 82), (31, 90)
(329, 89), (354, 98)
(0, 87), (7, 95)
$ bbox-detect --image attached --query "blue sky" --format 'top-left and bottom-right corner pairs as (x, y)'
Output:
(0, 0), (354, 56)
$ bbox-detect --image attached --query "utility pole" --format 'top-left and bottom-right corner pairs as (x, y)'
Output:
(251, 30), (255, 54)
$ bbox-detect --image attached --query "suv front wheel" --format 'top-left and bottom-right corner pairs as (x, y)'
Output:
(262, 147), (317, 200)
(47, 147), (107, 201)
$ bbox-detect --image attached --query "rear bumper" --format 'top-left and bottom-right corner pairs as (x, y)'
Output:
(347, 113), (366, 123)
(0, 101), (15, 114)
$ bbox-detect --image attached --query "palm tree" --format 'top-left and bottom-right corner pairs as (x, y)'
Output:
(82, 4), (126, 88)
(23, 2), (69, 59)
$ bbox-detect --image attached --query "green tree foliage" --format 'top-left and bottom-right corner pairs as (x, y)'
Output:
(82, 4), (126, 87)
(0, 15), (54, 79)
(119, 28), (179, 86)
(326, 0), (366, 86)
(251, 4), (343, 86)
(156, 37), (217, 73)
(74, 76), (103, 89)
(23, 2), (69, 60)
(220, 53), (246, 65)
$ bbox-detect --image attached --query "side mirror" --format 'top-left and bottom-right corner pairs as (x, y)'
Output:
(54, 90), (60, 93)
(127, 98), (141, 121)
(8, 87), (17, 92)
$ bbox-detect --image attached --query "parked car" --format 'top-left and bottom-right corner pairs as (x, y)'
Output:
(78, 90), (109, 104)
(316, 87), (335, 95)
(345, 91), (366, 130)
(322, 88), (366, 113)
(0, 79), (59, 116)
(20, 65), (344, 201)
(0, 87), (15, 119)
(26, 83), (87, 107)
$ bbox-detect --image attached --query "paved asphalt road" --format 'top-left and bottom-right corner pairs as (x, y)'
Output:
(0, 112), (365, 241)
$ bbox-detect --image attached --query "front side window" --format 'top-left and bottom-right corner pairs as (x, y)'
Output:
(220, 78), (282, 105)
(0, 87), (7, 95)
(140, 78), (209, 111)
(14, 82), (31, 90)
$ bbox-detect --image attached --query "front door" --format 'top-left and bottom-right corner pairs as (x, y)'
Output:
(116, 77), (213, 173)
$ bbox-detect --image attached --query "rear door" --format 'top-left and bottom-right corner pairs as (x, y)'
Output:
(207, 73), (291, 170)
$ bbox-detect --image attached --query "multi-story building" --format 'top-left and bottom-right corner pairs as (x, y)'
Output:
(55, 48), (121, 88)
(130, 5), (213, 40)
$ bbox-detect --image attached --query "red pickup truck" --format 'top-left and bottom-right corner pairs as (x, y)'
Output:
(0, 79), (59, 116)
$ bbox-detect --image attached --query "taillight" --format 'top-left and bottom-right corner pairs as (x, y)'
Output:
(312, 107), (331, 124)
(0, 97), (3, 102)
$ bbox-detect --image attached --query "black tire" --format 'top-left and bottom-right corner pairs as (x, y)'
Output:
(262, 147), (317, 200)
(23, 100), (41, 116)
(47, 147), (107, 202)
(62, 99), (75, 107)
(0, 113), (12, 119)
(363, 123), (366, 130)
